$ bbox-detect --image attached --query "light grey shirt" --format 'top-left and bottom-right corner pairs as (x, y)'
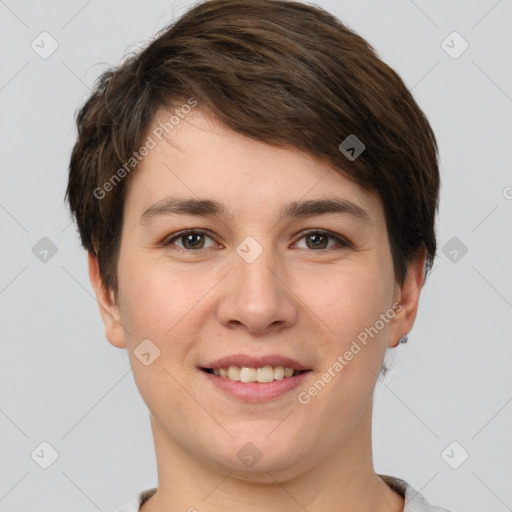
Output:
(113, 474), (452, 511)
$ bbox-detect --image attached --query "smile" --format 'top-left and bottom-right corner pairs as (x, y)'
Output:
(199, 354), (312, 402)
(202, 365), (307, 383)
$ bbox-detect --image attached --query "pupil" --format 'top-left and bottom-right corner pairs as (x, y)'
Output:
(308, 234), (327, 249)
(185, 233), (203, 249)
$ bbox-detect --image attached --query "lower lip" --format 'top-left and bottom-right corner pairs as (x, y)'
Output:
(200, 370), (311, 403)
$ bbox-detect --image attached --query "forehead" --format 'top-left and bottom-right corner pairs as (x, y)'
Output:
(123, 107), (384, 227)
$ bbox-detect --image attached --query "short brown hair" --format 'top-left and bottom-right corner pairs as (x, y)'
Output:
(66, 0), (440, 294)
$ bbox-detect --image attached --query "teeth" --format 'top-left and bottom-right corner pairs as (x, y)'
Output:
(240, 367), (257, 382)
(256, 366), (274, 383)
(209, 365), (303, 383)
(274, 366), (285, 380)
(227, 366), (240, 381)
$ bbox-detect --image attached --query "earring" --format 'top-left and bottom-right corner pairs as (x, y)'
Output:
(398, 334), (408, 344)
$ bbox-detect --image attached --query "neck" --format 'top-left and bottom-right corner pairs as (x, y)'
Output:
(141, 402), (404, 512)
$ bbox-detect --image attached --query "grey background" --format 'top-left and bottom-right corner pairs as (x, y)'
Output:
(1, 0), (511, 511)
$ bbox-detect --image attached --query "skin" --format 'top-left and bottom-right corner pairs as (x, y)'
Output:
(89, 107), (426, 512)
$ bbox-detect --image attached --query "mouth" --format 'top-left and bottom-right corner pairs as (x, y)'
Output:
(198, 354), (312, 402)
(201, 365), (308, 383)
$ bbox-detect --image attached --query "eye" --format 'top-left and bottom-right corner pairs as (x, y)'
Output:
(164, 230), (218, 251)
(163, 228), (351, 253)
(293, 229), (351, 251)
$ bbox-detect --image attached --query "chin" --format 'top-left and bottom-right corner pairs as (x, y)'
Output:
(202, 430), (310, 478)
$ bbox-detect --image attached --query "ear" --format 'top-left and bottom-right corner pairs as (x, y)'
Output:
(388, 246), (428, 348)
(87, 251), (127, 349)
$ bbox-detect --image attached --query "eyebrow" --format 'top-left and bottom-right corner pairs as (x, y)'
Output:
(139, 196), (372, 226)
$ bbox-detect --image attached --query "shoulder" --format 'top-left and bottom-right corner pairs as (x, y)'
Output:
(378, 474), (453, 512)
(112, 488), (157, 512)
(114, 481), (453, 512)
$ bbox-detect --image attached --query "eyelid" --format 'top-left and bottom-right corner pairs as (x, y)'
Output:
(163, 228), (352, 252)
(294, 228), (352, 249)
(164, 229), (219, 251)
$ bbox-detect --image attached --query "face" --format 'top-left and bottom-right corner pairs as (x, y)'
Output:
(90, 107), (423, 482)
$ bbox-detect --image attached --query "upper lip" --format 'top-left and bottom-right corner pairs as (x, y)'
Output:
(202, 354), (311, 371)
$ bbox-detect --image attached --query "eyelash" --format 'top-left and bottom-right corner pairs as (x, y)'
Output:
(163, 228), (351, 254)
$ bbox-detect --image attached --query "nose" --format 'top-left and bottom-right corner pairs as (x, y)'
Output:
(215, 239), (299, 335)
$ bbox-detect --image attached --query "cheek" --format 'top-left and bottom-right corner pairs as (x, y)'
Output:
(118, 249), (200, 339)
(116, 253), (221, 386)
(116, 257), (203, 413)
(306, 262), (393, 345)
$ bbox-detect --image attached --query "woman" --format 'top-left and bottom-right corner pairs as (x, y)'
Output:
(66, 1), (450, 510)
